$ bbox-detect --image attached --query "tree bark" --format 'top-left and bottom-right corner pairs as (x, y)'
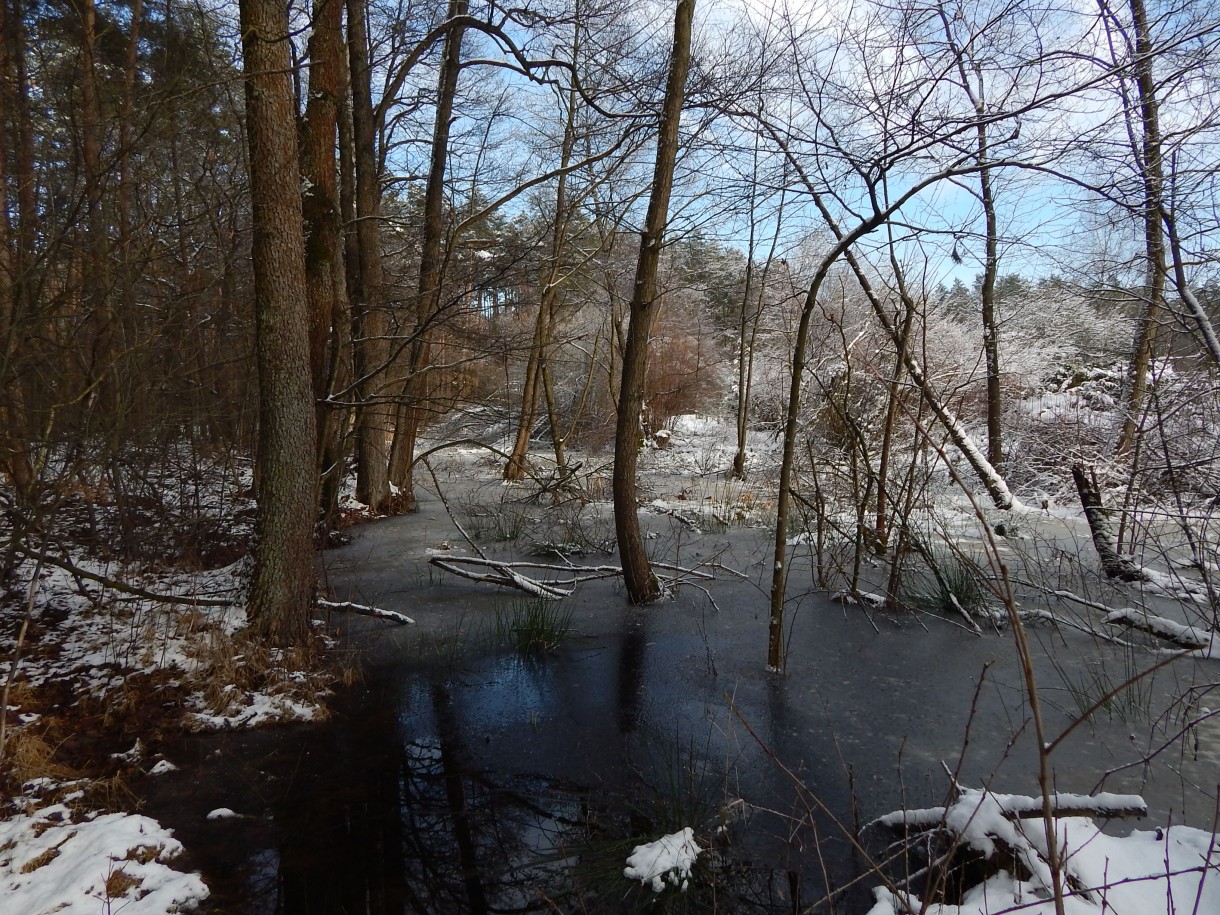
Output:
(613, 0), (695, 605)
(1071, 463), (1150, 582)
(388, 0), (467, 503)
(1117, 0), (1167, 456)
(346, 0), (392, 512)
(301, 0), (350, 519)
(240, 0), (321, 645)
(0, 0), (34, 499)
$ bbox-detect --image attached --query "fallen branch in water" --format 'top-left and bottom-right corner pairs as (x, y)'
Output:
(428, 553), (723, 599)
(316, 599), (414, 625)
(1103, 607), (1216, 653)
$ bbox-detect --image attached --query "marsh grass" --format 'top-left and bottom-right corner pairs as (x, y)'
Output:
(900, 548), (990, 620)
(494, 597), (573, 655)
(1048, 646), (1156, 724)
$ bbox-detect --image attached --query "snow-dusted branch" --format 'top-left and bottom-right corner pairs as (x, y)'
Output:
(315, 599), (414, 625)
(427, 554), (721, 599)
(1104, 608), (1217, 656)
(870, 790), (1148, 832)
(12, 545), (236, 607)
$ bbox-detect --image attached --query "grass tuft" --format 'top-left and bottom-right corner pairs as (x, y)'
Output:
(494, 598), (573, 655)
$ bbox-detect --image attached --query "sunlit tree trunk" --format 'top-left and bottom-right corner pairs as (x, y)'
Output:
(614, 0), (694, 605)
(1116, 0), (1167, 456)
(346, 0), (392, 512)
(388, 0), (467, 504)
(240, 0), (320, 645)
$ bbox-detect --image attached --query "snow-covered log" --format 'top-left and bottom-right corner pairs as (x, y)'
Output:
(1103, 608), (1216, 653)
(871, 790), (1147, 832)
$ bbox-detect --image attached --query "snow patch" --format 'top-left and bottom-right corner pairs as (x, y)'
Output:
(623, 827), (703, 893)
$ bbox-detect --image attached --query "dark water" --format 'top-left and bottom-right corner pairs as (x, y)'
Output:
(138, 502), (1220, 914)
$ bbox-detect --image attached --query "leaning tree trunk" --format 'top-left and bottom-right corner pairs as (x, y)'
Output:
(240, 0), (320, 645)
(1071, 463), (1150, 582)
(613, 0), (695, 605)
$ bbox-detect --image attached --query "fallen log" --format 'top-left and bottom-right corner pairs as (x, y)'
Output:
(1103, 607), (1215, 652)
(871, 789), (1148, 832)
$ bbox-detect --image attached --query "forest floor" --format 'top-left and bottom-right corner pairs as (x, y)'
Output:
(2, 415), (1219, 912)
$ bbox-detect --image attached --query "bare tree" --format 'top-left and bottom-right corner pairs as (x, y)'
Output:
(614, 0), (695, 604)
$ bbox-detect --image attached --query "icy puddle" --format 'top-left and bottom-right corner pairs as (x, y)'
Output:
(133, 491), (1219, 913)
(137, 586), (1216, 911)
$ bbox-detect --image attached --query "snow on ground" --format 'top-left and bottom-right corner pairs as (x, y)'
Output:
(3, 542), (332, 914)
(868, 788), (1219, 915)
(3, 556), (328, 730)
(0, 798), (208, 914)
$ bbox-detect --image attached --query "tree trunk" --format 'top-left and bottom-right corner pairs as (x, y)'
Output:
(389, 0), (467, 503)
(240, 0), (320, 645)
(1117, 0), (1167, 456)
(613, 0), (695, 605)
(301, 0), (349, 520)
(1071, 463), (1150, 582)
(0, 0), (34, 499)
(978, 121), (1003, 472)
(346, 0), (392, 512)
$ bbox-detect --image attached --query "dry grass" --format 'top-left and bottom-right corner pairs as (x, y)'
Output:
(124, 844), (163, 865)
(104, 866), (143, 898)
(3, 730), (76, 789)
(20, 846), (62, 873)
(190, 629), (334, 720)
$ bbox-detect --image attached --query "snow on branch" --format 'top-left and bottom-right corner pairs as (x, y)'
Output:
(13, 545), (236, 607)
(428, 554), (720, 599)
(315, 599), (414, 625)
(1103, 608), (1217, 655)
(871, 789), (1148, 832)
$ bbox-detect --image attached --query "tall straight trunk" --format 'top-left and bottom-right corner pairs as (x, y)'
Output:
(117, 0), (143, 353)
(978, 126), (1003, 471)
(0, 0), (33, 498)
(301, 0), (348, 516)
(388, 0), (467, 502)
(731, 165), (785, 481)
(240, 0), (320, 645)
(80, 0), (113, 418)
(613, 0), (694, 605)
(874, 300), (915, 549)
(346, 0), (392, 511)
(1117, 0), (1166, 456)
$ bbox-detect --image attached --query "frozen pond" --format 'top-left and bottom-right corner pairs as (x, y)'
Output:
(138, 467), (1219, 913)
